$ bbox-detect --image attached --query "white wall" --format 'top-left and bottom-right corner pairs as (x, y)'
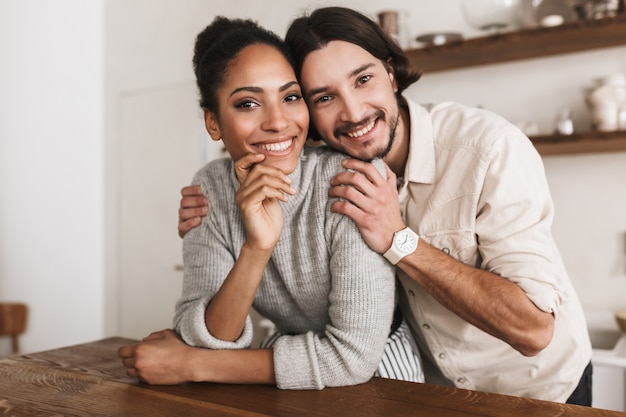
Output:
(0, 0), (105, 355)
(1, 0), (625, 356)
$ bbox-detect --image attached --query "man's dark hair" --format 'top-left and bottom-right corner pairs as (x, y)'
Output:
(285, 7), (421, 96)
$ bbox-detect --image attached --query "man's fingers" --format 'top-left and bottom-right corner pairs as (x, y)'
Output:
(180, 185), (202, 197)
(178, 217), (202, 238)
(330, 170), (376, 197)
(340, 158), (386, 184)
(178, 206), (208, 221)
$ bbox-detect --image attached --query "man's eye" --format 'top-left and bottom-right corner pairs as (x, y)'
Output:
(357, 75), (371, 85)
(315, 95), (331, 104)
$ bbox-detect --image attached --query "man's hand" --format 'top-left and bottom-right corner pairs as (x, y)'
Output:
(178, 185), (208, 238)
(118, 329), (197, 385)
(328, 159), (405, 253)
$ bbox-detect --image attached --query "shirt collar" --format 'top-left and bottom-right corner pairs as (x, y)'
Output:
(404, 97), (436, 185)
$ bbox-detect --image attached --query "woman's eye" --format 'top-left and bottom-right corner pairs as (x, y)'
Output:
(285, 93), (303, 102)
(235, 100), (258, 109)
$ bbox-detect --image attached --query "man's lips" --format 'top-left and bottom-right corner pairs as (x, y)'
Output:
(344, 118), (376, 139)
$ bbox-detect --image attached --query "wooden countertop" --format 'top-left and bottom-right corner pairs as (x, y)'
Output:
(0, 337), (623, 416)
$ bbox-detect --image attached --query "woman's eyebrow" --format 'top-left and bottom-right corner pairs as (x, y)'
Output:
(229, 80), (299, 97)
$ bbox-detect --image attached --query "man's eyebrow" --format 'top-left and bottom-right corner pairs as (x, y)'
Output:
(349, 62), (375, 78)
(305, 62), (377, 98)
(229, 81), (299, 98)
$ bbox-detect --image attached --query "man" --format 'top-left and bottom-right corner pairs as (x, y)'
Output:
(178, 7), (592, 405)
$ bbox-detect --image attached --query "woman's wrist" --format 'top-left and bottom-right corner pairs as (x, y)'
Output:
(240, 241), (274, 264)
(186, 348), (276, 384)
(184, 346), (216, 382)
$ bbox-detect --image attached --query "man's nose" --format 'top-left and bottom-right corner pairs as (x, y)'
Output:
(338, 92), (366, 123)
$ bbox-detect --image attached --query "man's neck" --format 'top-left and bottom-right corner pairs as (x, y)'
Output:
(383, 105), (410, 178)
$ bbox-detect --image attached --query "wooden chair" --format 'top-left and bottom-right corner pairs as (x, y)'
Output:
(0, 303), (28, 355)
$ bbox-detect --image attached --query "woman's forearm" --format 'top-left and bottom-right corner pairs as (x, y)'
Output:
(205, 243), (273, 341)
(119, 329), (276, 385)
(190, 347), (276, 384)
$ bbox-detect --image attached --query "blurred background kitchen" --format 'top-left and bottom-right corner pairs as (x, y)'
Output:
(1, 0), (625, 409)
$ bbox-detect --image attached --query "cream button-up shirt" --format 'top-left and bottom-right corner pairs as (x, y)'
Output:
(397, 98), (591, 402)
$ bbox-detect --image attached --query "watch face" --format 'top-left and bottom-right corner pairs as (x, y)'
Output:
(395, 231), (417, 253)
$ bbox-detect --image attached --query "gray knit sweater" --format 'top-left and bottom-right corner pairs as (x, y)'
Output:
(173, 145), (396, 390)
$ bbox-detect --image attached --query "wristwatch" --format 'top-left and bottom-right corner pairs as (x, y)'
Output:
(383, 227), (419, 265)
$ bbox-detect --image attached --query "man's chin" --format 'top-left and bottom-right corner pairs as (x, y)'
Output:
(342, 146), (384, 162)
(325, 135), (389, 161)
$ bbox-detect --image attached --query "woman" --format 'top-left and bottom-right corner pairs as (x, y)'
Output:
(118, 16), (422, 389)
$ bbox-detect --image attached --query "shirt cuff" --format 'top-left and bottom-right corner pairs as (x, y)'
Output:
(514, 277), (567, 316)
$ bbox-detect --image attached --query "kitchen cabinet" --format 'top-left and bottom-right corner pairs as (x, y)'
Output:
(405, 14), (626, 156)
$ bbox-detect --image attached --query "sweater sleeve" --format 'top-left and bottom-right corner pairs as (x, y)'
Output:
(172, 161), (254, 350)
(272, 158), (397, 390)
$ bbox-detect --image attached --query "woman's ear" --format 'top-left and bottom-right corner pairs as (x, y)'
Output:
(204, 110), (222, 142)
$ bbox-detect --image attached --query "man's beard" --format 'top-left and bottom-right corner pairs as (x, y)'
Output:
(367, 111), (398, 162)
(357, 110), (399, 163)
(334, 109), (399, 162)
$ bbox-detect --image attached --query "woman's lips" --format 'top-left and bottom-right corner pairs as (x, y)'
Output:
(254, 138), (294, 154)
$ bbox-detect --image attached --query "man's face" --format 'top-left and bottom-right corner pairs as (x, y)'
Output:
(300, 40), (400, 161)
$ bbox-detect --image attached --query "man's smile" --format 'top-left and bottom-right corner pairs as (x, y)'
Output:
(345, 118), (376, 138)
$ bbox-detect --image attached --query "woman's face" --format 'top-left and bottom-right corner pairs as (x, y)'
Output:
(206, 43), (309, 175)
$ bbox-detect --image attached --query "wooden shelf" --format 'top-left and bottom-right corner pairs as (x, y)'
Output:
(405, 14), (626, 156)
(406, 14), (626, 73)
(530, 130), (626, 155)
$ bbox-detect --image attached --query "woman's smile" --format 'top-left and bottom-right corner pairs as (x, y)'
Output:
(254, 137), (295, 154)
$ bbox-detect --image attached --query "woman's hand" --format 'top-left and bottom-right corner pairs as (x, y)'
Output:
(234, 153), (296, 251)
(119, 329), (278, 385)
(118, 329), (198, 385)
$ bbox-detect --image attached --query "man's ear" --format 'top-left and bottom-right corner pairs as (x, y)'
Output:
(204, 110), (222, 141)
(385, 58), (398, 93)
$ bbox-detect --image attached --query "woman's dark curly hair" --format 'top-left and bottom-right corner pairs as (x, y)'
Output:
(285, 7), (421, 96)
(193, 16), (294, 115)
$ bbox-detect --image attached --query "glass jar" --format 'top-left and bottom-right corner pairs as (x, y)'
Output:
(585, 73), (626, 132)
(461, 0), (521, 34)
(518, 0), (579, 28)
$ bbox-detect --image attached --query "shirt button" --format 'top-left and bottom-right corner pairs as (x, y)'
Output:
(438, 353), (446, 360)
(457, 377), (467, 384)
(442, 247), (450, 255)
(422, 323), (430, 330)
(408, 290), (415, 297)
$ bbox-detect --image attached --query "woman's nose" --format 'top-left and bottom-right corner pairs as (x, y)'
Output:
(262, 105), (289, 131)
